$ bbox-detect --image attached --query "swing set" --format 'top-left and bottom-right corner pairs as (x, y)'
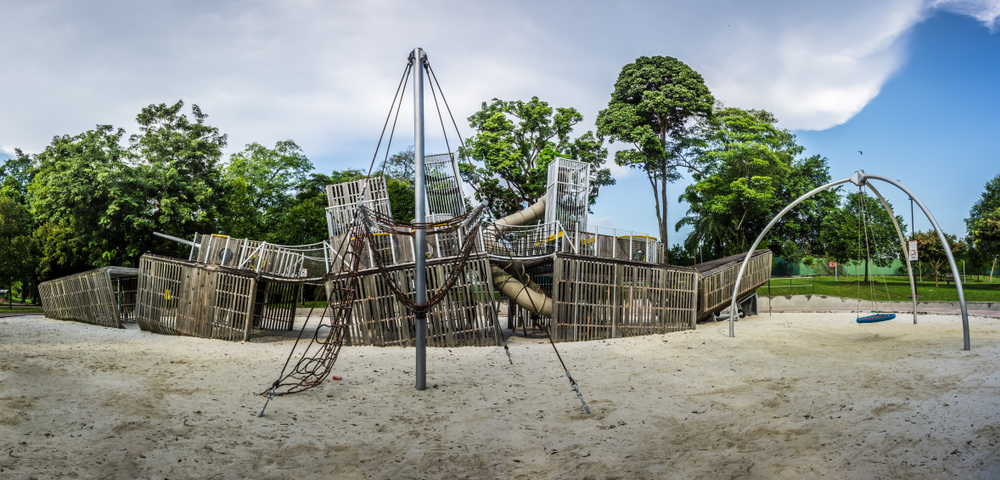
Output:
(729, 170), (971, 350)
(853, 182), (897, 323)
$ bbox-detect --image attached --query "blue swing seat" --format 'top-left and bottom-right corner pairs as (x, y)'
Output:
(857, 313), (896, 323)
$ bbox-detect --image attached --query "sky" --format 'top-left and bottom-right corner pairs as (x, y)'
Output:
(2, 0), (998, 248)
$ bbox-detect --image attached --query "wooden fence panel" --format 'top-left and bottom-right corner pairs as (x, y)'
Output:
(135, 254), (269, 342)
(328, 253), (500, 347)
(39, 267), (139, 328)
(551, 254), (697, 342)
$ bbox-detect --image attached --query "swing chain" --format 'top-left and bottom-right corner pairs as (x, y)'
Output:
(566, 371), (591, 415)
(257, 380), (279, 418)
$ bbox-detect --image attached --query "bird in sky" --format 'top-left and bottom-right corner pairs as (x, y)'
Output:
(858, 150), (863, 155)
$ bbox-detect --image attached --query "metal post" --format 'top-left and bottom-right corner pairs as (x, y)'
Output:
(413, 47), (428, 391)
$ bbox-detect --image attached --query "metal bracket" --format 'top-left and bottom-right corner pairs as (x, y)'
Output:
(849, 170), (867, 187)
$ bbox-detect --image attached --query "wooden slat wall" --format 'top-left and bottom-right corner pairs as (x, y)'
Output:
(135, 254), (262, 342)
(551, 254), (697, 342)
(252, 281), (298, 331)
(328, 253), (500, 347)
(697, 250), (773, 320)
(39, 267), (136, 328)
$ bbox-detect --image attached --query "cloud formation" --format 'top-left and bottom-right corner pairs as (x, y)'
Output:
(0, 0), (997, 164)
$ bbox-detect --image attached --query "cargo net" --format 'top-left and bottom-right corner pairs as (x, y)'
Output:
(262, 202), (488, 397)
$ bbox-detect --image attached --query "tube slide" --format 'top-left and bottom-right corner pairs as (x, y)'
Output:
(488, 197), (555, 317)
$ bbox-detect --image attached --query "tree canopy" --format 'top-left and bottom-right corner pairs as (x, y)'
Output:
(222, 140), (313, 241)
(913, 229), (966, 287)
(461, 96), (613, 220)
(596, 56), (714, 245)
(966, 174), (1000, 263)
(676, 107), (837, 262)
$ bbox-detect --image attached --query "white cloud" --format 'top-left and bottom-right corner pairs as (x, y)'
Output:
(0, 0), (994, 169)
(932, 0), (1000, 30)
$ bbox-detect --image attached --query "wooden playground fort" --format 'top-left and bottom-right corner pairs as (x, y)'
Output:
(38, 155), (772, 346)
(320, 156), (772, 347)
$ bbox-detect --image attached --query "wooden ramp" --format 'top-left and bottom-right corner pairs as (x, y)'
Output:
(694, 250), (772, 321)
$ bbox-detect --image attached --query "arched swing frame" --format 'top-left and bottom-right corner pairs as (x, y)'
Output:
(728, 170), (971, 351)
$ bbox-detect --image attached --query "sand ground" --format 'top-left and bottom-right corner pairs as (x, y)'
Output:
(1, 312), (999, 479)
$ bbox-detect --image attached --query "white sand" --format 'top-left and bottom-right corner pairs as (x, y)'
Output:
(1, 312), (999, 479)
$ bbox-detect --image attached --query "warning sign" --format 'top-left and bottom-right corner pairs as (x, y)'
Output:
(299, 268), (308, 278)
(908, 240), (918, 261)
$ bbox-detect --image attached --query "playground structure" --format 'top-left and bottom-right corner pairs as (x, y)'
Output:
(133, 254), (303, 341)
(38, 266), (138, 328)
(36, 156), (772, 344)
(324, 157), (772, 347)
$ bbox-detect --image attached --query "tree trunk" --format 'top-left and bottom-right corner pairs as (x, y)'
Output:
(991, 257), (997, 284)
(661, 164), (669, 249)
(864, 257), (869, 283)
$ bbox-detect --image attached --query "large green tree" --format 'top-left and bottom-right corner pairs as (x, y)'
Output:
(461, 96), (613, 220)
(30, 125), (143, 277)
(0, 186), (36, 306)
(676, 107), (837, 261)
(596, 56), (714, 245)
(0, 152), (39, 302)
(966, 174), (1000, 275)
(913, 229), (966, 287)
(29, 101), (227, 278)
(222, 140), (313, 241)
(130, 101), (227, 256)
(819, 191), (906, 282)
(0, 148), (35, 197)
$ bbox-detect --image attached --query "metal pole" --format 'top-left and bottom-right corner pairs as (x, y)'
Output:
(866, 175), (969, 350)
(413, 47), (428, 390)
(729, 176), (853, 337)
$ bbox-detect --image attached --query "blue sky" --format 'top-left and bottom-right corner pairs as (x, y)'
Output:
(1, 1), (998, 247)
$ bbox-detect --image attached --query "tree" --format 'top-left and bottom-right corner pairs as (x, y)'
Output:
(0, 148), (35, 197)
(30, 125), (142, 277)
(966, 174), (1000, 279)
(381, 146), (415, 183)
(676, 107), (837, 261)
(379, 148), (418, 223)
(222, 140), (313, 241)
(913, 230), (966, 287)
(596, 56), (714, 245)
(819, 191), (906, 282)
(0, 151), (39, 302)
(461, 96), (613, 220)
(0, 186), (35, 306)
(29, 101), (227, 278)
(130, 100), (227, 258)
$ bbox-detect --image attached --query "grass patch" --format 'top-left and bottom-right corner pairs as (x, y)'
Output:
(757, 275), (1000, 302)
(0, 306), (44, 314)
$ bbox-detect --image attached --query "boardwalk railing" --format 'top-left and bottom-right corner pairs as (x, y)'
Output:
(695, 250), (773, 320)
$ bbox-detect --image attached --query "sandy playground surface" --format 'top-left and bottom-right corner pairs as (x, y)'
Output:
(1, 311), (999, 479)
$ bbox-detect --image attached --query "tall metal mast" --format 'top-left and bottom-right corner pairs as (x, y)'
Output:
(412, 47), (428, 390)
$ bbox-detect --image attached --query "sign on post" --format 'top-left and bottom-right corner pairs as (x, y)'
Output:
(908, 240), (918, 261)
